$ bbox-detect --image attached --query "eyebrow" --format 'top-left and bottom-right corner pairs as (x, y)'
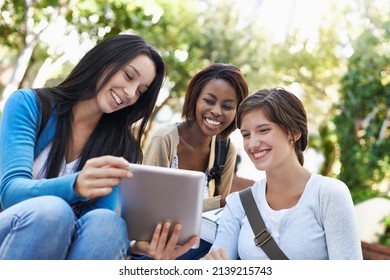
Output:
(126, 64), (140, 77)
(241, 123), (270, 131)
(125, 64), (150, 91)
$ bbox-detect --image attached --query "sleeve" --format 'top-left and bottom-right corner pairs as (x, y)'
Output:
(0, 90), (86, 210)
(320, 179), (363, 259)
(217, 141), (237, 204)
(210, 192), (243, 260)
(142, 130), (174, 168)
(81, 186), (120, 214)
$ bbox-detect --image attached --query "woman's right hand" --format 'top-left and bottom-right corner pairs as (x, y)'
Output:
(74, 155), (132, 198)
(130, 222), (198, 260)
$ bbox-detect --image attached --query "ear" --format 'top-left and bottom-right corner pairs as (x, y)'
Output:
(294, 131), (302, 142)
(288, 131), (302, 143)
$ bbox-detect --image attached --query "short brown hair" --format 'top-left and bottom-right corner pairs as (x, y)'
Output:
(237, 88), (308, 165)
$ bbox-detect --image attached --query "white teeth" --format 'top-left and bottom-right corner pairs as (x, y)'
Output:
(254, 150), (269, 158)
(205, 118), (221, 126)
(110, 90), (122, 105)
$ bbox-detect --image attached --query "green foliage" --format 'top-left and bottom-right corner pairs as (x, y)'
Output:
(0, 0), (28, 48)
(136, 0), (205, 99)
(198, 0), (272, 93)
(65, 0), (205, 101)
(0, 0), (71, 50)
(333, 24), (390, 193)
(350, 187), (388, 205)
(312, 122), (338, 177)
(270, 20), (345, 129)
(66, 0), (154, 40)
(378, 216), (390, 247)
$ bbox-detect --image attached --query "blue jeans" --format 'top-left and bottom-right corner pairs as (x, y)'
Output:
(0, 196), (128, 260)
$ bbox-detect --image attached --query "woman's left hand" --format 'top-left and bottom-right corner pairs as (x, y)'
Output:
(130, 222), (198, 260)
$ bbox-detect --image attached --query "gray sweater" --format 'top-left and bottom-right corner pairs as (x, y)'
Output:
(211, 174), (363, 259)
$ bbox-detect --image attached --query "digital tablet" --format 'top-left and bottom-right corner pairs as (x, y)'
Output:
(119, 163), (204, 247)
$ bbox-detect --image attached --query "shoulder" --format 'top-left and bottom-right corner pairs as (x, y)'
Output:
(225, 191), (245, 218)
(226, 181), (262, 211)
(2, 89), (40, 127)
(308, 174), (351, 199)
(144, 123), (179, 153)
(149, 123), (178, 139)
(4, 89), (38, 111)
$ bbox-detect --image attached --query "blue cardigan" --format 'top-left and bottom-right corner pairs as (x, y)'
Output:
(0, 89), (118, 213)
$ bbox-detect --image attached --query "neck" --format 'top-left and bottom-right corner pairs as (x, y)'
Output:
(266, 161), (310, 192)
(72, 99), (102, 129)
(178, 121), (212, 149)
(264, 162), (311, 210)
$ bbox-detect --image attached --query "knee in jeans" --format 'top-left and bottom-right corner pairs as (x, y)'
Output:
(82, 209), (126, 234)
(31, 196), (74, 228)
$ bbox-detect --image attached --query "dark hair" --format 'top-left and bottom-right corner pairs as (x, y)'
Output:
(181, 63), (249, 138)
(237, 88), (308, 165)
(35, 34), (166, 178)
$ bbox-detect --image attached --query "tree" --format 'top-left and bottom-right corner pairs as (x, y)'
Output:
(133, 0), (206, 138)
(267, 2), (351, 177)
(334, 25), (390, 198)
(198, 0), (272, 92)
(0, 0), (76, 110)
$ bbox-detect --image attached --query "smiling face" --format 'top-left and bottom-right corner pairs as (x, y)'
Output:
(240, 109), (297, 172)
(194, 78), (238, 137)
(96, 54), (156, 113)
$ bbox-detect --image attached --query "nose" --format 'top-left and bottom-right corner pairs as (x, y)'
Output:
(246, 134), (261, 150)
(210, 104), (222, 116)
(123, 84), (138, 102)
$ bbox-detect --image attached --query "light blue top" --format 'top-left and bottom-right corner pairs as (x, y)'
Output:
(211, 174), (363, 260)
(0, 89), (118, 213)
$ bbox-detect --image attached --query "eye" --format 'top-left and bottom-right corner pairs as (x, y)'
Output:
(222, 104), (235, 111)
(259, 128), (270, 134)
(125, 72), (133, 81)
(203, 98), (215, 105)
(241, 131), (250, 138)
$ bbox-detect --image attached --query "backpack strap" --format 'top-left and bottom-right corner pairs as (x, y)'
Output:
(207, 135), (230, 196)
(239, 188), (289, 260)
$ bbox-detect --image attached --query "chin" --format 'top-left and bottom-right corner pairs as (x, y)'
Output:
(252, 160), (266, 171)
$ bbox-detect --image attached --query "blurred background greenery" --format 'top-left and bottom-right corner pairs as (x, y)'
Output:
(0, 0), (389, 203)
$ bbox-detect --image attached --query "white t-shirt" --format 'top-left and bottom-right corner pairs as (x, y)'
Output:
(33, 142), (79, 179)
(211, 174), (363, 260)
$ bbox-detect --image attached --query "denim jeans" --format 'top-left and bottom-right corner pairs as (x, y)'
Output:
(0, 196), (128, 260)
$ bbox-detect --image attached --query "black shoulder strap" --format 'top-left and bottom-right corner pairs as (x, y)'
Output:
(239, 188), (289, 260)
(207, 135), (230, 196)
